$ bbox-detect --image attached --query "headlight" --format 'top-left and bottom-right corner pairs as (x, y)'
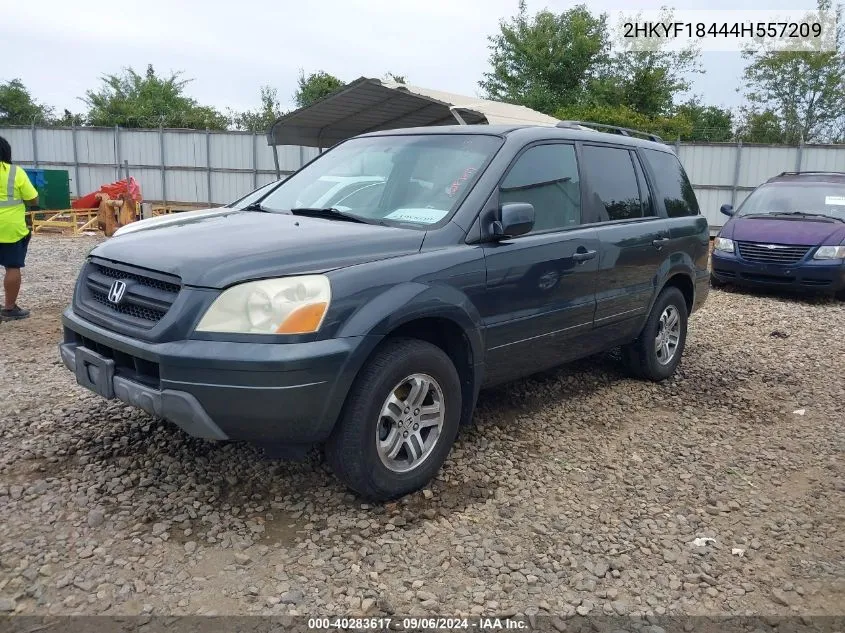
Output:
(196, 275), (331, 334)
(813, 245), (845, 260)
(714, 237), (735, 253)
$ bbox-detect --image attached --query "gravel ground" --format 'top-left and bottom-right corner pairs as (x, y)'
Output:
(0, 234), (843, 618)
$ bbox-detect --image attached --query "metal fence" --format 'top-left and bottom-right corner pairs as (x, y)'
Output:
(1, 125), (843, 229)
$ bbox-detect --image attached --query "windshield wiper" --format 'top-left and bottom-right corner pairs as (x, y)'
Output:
(242, 201), (274, 213)
(770, 211), (843, 222)
(288, 207), (370, 224)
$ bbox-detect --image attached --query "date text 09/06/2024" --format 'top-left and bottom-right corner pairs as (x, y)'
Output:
(307, 617), (528, 630)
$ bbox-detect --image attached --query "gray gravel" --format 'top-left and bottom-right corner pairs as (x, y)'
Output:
(1, 234), (844, 616)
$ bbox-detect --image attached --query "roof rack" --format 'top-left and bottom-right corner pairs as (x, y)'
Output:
(556, 120), (663, 143)
(776, 170), (845, 177)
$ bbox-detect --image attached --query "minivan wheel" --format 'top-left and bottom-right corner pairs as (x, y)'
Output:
(622, 286), (688, 381)
(325, 337), (462, 501)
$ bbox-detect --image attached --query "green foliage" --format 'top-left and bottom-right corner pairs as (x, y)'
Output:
(740, 1), (845, 143)
(675, 101), (735, 142)
(0, 79), (53, 125)
(383, 72), (408, 84)
(83, 64), (228, 129)
(593, 8), (702, 118)
(293, 71), (344, 109)
(230, 86), (283, 133)
(737, 109), (787, 143)
(479, 1), (609, 115)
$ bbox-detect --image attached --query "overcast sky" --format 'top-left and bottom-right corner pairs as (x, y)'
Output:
(3, 0), (816, 119)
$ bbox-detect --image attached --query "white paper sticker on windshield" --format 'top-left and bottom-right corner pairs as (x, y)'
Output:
(825, 196), (845, 206)
(384, 208), (449, 224)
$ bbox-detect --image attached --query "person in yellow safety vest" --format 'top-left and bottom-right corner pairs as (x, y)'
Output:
(0, 136), (39, 321)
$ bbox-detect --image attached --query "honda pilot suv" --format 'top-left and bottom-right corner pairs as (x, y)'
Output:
(59, 123), (709, 500)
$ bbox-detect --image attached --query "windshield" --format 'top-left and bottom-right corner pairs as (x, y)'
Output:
(737, 181), (845, 221)
(254, 134), (503, 227)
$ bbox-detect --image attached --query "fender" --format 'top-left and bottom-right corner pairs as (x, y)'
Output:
(320, 282), (486, 434)
(635, 250), (697, 334)
(336, 281), (485, 361)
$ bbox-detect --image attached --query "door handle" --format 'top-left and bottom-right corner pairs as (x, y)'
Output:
(652, 237), (670, 249)
(571, 249), (597, 263)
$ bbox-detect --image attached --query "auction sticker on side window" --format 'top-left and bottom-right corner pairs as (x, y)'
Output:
(825, 196), (845, 206)
(384, 208), (449, 223)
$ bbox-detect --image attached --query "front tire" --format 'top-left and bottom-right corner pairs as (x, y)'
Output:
(325, 338), (462, 501)
(623, 286), (688, 381)
(710, 273), (726, 288)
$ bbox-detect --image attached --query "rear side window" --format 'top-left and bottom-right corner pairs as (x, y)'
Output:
(580, 145), (643, 221)
(642, 149), (700, 217)
(500, 144), (581, 232)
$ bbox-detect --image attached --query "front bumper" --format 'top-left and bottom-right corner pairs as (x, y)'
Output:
(711, 250), (845, 293)
(60, 307), (372, 444)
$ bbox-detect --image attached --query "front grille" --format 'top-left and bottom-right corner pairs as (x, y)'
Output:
(77, 260), (181, 329)
(737, 241), (811, 265)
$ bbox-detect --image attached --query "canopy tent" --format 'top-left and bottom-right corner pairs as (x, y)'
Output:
(266, 77), (559, 149)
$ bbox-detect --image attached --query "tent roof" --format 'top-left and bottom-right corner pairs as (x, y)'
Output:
(267, 77), (559, 147)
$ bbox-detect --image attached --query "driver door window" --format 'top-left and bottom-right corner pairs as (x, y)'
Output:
(500, 144), (582, 233)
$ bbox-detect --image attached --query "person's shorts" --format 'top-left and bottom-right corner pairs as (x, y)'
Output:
(0, 233), (31, 269)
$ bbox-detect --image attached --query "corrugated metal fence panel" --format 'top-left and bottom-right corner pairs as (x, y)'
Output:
(35, 128), (75, 164)
(801, 146), (845, 172)
(4, 128), (34, 162)
(166, 170), (208, 204)
(209, 132), (253, 170)
(677, 144), (736, 186)
(738, 146), (797, 187)
(121, 130), (161, 167)
(163, 131), (207, 168)
(211, 172), (253, 205)
(76, 128), (116, 165)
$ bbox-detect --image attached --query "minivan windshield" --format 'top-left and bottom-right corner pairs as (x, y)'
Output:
(253, 134), (503, 227)
(737, 181), (845, 221)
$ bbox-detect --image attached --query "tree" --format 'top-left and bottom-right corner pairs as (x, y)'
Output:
(675, 100), (734, 142)
(230, 85), (283, 132)
(293, 71), (344, 109)
(83, 64), (228, 129)
(591, 9), (702, 118)
(56, 109), (85, 127)
(0, 79), (53, 125)
(479, 1), (610, 115)
(737, 109), (787, 143)
(740, 2), (845, 143)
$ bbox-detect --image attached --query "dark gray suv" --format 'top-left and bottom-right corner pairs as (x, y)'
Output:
(59, 123), (709, 500)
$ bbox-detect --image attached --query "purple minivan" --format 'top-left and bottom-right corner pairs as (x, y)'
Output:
(711, 171), (845, 299)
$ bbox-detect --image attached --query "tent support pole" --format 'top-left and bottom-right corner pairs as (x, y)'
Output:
(272, 145), (281, 180)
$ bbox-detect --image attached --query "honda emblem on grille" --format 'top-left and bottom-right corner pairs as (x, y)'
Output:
(763, 244), (786, 249)
(107, 280), (127, 304)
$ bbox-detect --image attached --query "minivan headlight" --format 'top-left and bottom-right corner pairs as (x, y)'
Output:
(714, 237), (735, 253)
(196, 275), (331, 334)
(813, 245), (845, 260)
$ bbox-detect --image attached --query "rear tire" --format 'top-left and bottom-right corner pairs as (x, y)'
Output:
(623, 286), (688, 381)
(325, 338), (462, 501)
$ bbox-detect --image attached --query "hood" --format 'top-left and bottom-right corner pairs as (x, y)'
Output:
(91, 210), (425, 288)
(723, 215), (845, 246)
(112, 207), (232, 236)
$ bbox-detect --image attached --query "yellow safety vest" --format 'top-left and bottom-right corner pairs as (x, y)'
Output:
(0, 162), (36, 243)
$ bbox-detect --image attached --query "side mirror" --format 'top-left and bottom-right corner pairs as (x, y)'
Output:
(493, 203), (534, 239)
(720, 203), (735, 217)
